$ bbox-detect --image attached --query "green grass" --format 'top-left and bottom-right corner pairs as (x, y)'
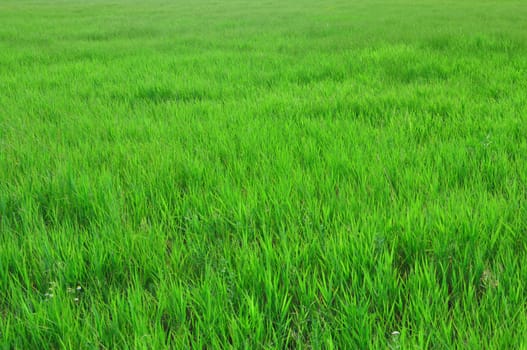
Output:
(1, 0), (527, 348)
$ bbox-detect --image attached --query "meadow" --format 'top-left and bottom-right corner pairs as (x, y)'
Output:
(1, 0), (527, 348)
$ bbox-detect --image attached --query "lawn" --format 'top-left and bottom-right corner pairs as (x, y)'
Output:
(1, 0), (527, 348)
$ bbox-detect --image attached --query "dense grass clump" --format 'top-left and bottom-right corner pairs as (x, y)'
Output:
(1, 0), (527, 348)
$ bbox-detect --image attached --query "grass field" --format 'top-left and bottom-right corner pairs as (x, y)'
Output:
(1, 0), (527, 348)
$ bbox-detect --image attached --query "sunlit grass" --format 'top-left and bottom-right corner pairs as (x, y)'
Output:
(1, 0), (527, 348)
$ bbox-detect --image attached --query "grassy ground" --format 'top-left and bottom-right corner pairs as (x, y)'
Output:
(1, 0), (527, 348)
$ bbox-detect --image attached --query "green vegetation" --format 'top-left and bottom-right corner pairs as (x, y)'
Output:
(1, 0), (527, 348)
